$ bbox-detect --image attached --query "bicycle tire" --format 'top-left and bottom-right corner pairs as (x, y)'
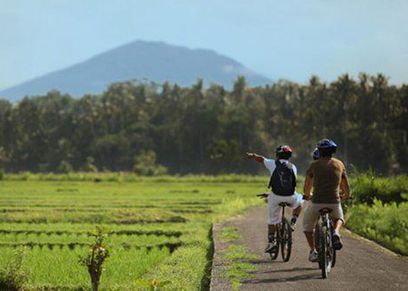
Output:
(321, 225), (334, 278)
(281, 218), (292, 262)
(315, 221), (323, 268)
(321, 225), (328, 278)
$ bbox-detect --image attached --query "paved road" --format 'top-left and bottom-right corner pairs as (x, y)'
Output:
(212, 205), (408, 291)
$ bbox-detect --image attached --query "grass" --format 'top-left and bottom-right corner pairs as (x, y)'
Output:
(350, 174), (408, 204)
(0, 248), (28, 291)
(0, 177), (265, 290)
(219, 227), (258, 291)
(1, 172), (405, 289)
(346, 200), (408, 255)
(344, 174), (408, 256)
(2, 172), (267, 183)
(218, 227), (240, 242)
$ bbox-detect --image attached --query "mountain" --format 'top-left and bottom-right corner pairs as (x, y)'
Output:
(0, 40), (271, 101)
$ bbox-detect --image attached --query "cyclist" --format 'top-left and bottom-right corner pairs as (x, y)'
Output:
(303, 139), (351, 262)
(247, 145), (303, 253)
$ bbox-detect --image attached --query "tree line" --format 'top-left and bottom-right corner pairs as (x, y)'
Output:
(0, 73), (406, 175)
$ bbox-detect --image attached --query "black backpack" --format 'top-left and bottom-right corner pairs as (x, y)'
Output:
(268, 160), (296, 196)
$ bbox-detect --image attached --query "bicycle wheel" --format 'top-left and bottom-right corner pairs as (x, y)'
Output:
(321, 226), (332, 279)
(315, 221), (323, 268)
(281, 218), (292, 262)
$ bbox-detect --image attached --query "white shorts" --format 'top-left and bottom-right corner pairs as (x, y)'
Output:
(267, 192), (303, 225)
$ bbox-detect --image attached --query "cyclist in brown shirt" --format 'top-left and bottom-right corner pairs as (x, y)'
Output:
(303, 139), (351, 262)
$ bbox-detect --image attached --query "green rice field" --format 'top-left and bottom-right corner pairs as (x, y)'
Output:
(0, 175), (265, 290)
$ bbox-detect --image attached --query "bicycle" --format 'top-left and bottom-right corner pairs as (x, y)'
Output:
(257, 193), (292, 262)
(314, 207), (336, 278)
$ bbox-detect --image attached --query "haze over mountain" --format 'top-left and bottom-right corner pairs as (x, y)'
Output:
(0, 40), (271, 101)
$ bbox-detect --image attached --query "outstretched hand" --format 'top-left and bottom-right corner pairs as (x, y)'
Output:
(246, 152), (265, 164)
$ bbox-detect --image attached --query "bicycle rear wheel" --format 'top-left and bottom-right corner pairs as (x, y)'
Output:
(320, 226), (332, 278)
(315, 221), (323, 268)
(281, 218), (292, 262)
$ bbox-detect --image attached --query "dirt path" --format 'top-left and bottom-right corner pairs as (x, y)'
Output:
(211, 206), (408, 291)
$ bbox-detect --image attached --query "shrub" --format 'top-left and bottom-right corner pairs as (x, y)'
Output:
(133, 150), (168, 176)
(346, 200), (408, 255)
(351, 174), (408, 204)
(57, 160), (73, 173)
(79, 227), (109, 291)
(83, 157), (98, 172)
(0, 248), (28, 291)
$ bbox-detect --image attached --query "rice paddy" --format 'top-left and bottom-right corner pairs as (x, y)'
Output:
(0, 176), (264, 290)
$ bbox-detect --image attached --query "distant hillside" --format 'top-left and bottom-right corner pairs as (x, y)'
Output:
(0, 40), (271, 101)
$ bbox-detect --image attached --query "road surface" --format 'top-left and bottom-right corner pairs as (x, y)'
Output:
(211, 206), (408, 291)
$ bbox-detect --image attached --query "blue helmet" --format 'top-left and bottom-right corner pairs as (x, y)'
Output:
(312, 148), (320, 160)
(317, 138), (337, 149)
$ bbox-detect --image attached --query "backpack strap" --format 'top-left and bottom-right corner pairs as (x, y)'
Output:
(268, 160), (282, 189)
(286, 161), (296, 190)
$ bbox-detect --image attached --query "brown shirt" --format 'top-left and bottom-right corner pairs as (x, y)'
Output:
(306, 157), (346, 203)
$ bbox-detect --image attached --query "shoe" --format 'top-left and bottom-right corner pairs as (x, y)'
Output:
(265, 241), (278, 253)
(290, 216), (297, 231)
(308, 250), (319, 262)
(332, 233), (343, 250)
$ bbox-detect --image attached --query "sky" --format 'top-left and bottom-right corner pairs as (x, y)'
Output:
(1, 0), (407, 89)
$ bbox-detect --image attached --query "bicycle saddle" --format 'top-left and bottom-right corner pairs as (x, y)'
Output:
(279, 202), (291, 207)
(318, 208), (333, 214)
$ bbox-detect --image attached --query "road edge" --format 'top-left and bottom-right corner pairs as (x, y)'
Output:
(209, 223), (231, 291)
(342, 228), (405, 258)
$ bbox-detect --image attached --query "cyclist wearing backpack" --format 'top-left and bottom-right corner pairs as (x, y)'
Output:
(247, 145), (303, 253)
(303, 139), (351, 262)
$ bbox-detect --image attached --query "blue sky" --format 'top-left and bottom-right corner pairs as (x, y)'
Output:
(1, 0), (407, 89)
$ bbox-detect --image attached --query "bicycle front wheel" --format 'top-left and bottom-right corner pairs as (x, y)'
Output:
(281, 218), (292, 262)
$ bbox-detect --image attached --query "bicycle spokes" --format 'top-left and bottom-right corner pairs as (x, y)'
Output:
(280, 218), (292, 262)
